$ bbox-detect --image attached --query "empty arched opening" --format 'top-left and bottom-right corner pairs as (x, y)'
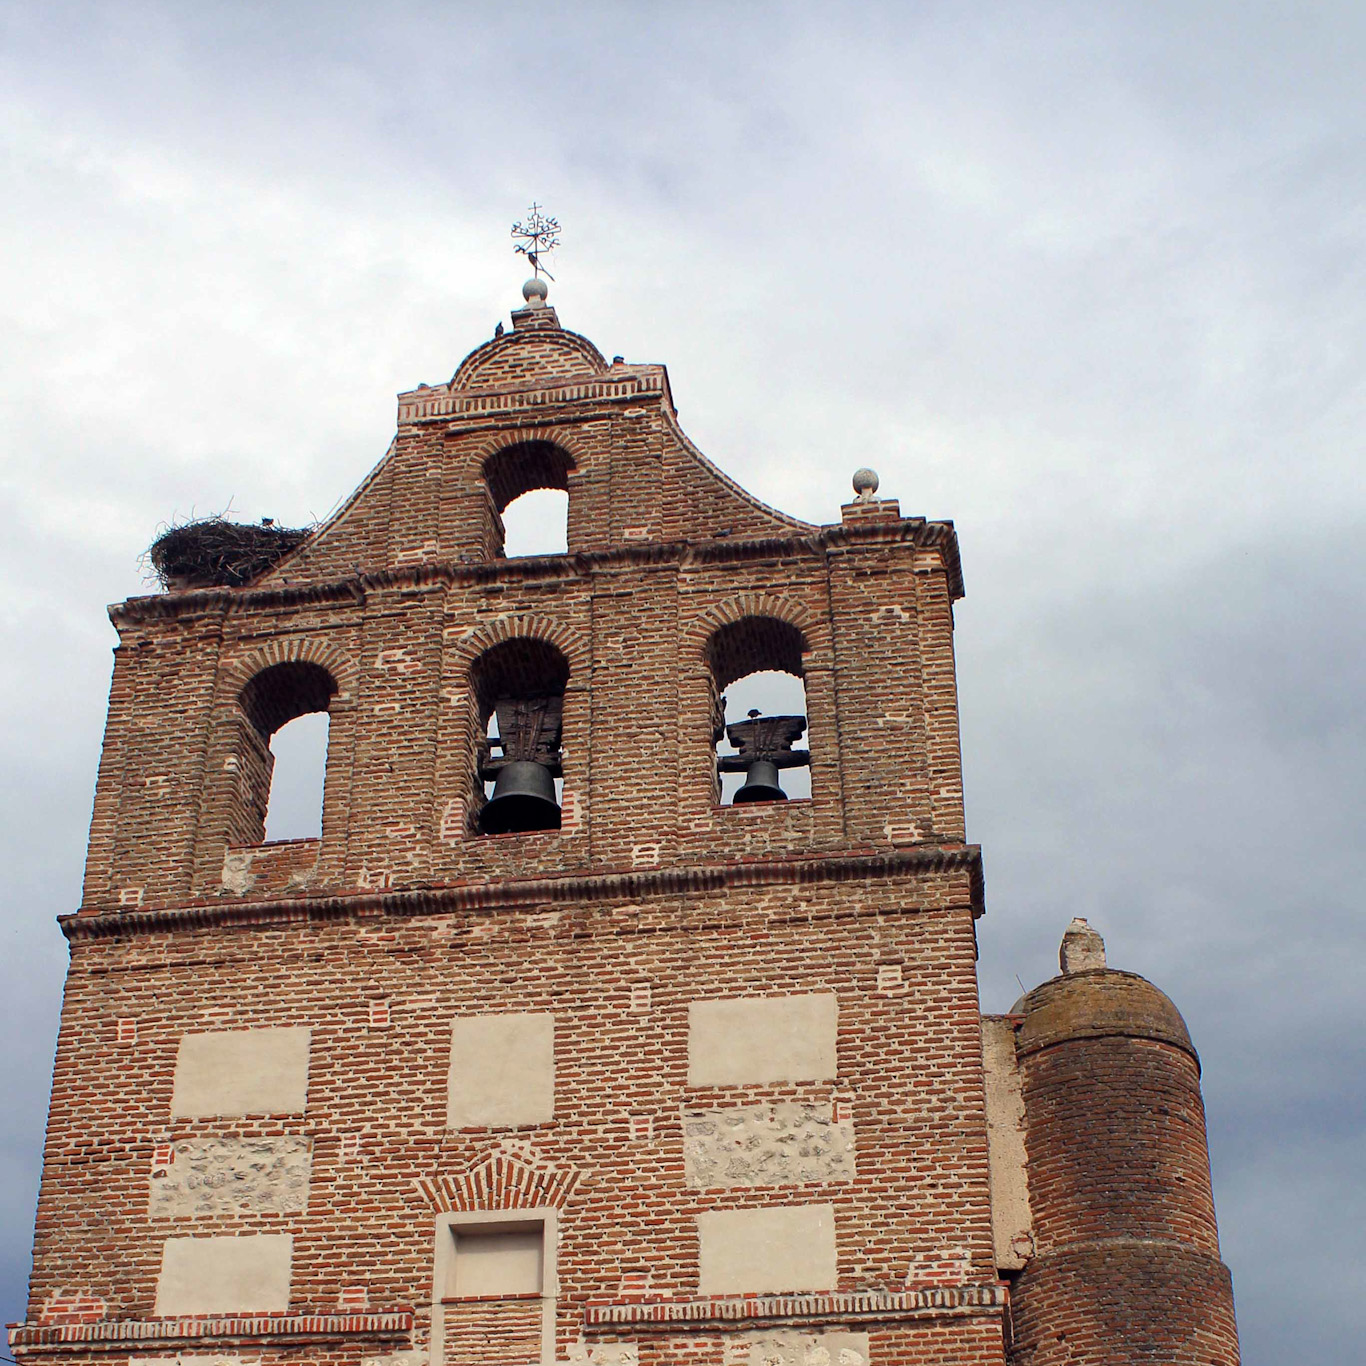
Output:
(483, 441), (574, 559)
(263, 712), (330, 841)
(502, 488), (568, 557)
(235, 661), (337, 845)
(469, 637), (570, 835)
(705, 617), (811, 805)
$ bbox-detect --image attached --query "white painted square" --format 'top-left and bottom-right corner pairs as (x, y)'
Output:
(171, 1028), (310, 1118)
(451, 1222), (544, 1296)
(447, 1013), (554, 1128)
(154, 1234), (292, 1316)
(697, 1205), (836, 1294)
(688, 994), (837, 1087)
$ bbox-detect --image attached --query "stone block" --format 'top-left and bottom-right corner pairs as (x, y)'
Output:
(447, 1013), (554, 1128)
(688, 994), (837, 1087)
(696, 1205), (836, 1294)
(171, 1029), (310, 1118)
(154, 1234), (292, 1316)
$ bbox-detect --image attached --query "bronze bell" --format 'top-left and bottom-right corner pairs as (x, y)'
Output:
(479, 760), (562, 834)
(733, 757), (787, 803)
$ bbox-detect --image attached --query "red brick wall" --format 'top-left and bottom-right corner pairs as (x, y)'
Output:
(444, 1297), (541, 1364)
(1009, 1030), (1238, 1364)
(31, 878), (997, 1359)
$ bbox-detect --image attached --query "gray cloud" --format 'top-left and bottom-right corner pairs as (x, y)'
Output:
(3, 4), (1364, 1360)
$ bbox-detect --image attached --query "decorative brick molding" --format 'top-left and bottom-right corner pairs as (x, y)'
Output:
(415, 1146), (581, 1212)
(583, 1286), (1007, 1330)
(107, 518), (964, 628)
(64, 844), (984, 935)
(8, 1311), (413, 1352)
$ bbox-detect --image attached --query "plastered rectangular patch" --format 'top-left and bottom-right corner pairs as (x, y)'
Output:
(171, 1029), (310, 1118)
(688, 994), (837, 1086)
(447, 1013), (554, 1128)
(154, 1234), (292, 1316)
(696, 1205), (836, 1294)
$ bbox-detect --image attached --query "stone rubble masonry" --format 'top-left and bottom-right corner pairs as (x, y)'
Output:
(15, 293), (1236, 1366)
(149, 1137), (312, 1218)
(682, 1104), (856, 1189)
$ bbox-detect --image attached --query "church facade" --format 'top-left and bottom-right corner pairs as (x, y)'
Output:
(12, 281), (1239, 1366)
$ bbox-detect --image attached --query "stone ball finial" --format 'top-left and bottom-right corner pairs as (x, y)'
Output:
(522, 277), (549, 306)
(1060, 917), (1107, 974)
(852, 467), (879, 501)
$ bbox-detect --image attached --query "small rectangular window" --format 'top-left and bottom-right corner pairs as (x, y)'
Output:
(447, 1220), (544, 1298)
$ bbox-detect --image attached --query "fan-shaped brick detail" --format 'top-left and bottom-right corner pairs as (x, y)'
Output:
(448, 614), (589, 679)
(415, 1148), (581, 1212)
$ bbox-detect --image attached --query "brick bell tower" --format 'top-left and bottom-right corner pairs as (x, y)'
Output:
(14, 276), (1238, 1366)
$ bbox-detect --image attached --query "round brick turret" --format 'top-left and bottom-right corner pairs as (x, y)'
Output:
(1007, 920), (1240, 1365)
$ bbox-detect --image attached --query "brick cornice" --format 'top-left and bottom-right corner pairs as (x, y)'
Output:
(108, 519), (964, 627)
(583, 1285), (1007, 1330)
(63, 844), (984, 941)
(8, 1310), (412, 1353)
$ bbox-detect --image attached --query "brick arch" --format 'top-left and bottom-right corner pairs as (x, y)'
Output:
(684, 594), (824, 688)
(447, 614), (589, 681)
(220, 636), (360, 704)
(469, 425), (587, 476)
(481, 439), (577, 514)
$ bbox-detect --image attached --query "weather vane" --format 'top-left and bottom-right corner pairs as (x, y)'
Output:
(511, 203), (561, 280)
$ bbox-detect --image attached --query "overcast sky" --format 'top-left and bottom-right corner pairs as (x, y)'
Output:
(2, 3), (1363, 1361)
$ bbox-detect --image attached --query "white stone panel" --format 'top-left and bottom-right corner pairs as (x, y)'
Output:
(684, 1105), (854, 1188)
(563, 1347), (638, 1366)
(741, 1332), (869, 1366)
(688, 994), (837, 1087)
(131, 1358), (258, 1366)
(981, 1016), (1034, 1270)
(131, 1359), (257, 1366)
(696, 1205), (836, 1294)
(154, 1234), (292, 1316)
(149, 1136), (311, 1217)
(447, 1013), (555, 1128)
(171, 1029), (310, 1118)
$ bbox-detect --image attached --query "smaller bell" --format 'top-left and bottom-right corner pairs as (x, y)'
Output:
(733, 758), (787, 804)
(479, 760), (562, 835)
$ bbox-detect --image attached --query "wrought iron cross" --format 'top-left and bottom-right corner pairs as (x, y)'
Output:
(512, 203), (561, 280)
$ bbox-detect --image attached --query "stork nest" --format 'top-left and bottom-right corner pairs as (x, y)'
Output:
(148, 516), (311, 590)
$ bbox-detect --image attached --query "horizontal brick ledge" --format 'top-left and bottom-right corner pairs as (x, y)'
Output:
(108, 517), (963, 626)
(583, 1286), (1007, 1330)
(63, 844), (984, 939)
(8, 1311), (413, 1352)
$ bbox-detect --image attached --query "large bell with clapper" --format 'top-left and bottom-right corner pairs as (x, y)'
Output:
(478, 695), (564, 835)
(734, 757), (786, 803)
(718, 710), (810, 805)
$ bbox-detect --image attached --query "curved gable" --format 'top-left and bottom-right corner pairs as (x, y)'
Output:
(451, 325), (608, 390)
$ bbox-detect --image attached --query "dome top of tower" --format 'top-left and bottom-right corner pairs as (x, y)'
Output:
(1013, 920), (1197, 1064)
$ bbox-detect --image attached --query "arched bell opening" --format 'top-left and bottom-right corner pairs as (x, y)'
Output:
(469, 637), (570, 836)
(482, 440), (575, 560)
(235, 661), (338, 845)
(704, 617), (811, 806)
